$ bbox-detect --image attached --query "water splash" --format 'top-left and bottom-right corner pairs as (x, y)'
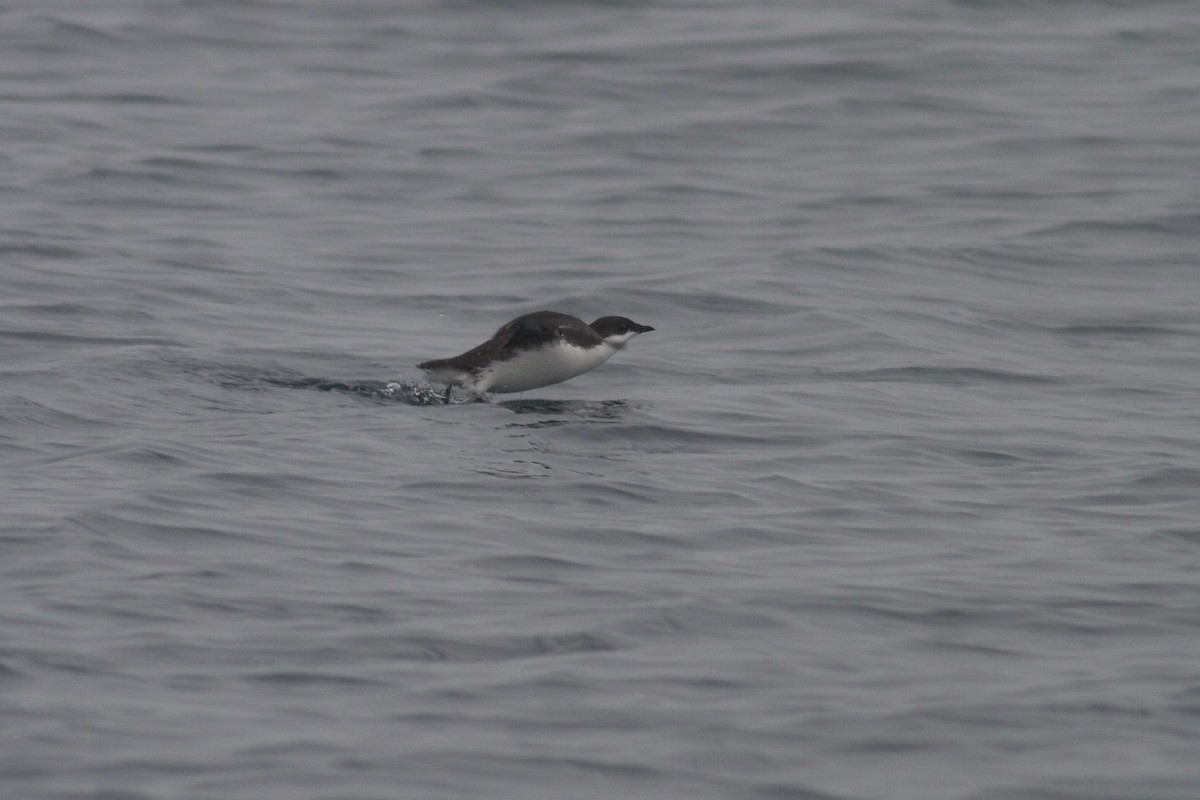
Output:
(217, 367), (452, 405)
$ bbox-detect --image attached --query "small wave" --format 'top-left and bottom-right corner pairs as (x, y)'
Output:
(1028, 212), (1200, 240)
(1054, 323), (1195, 340)
(500, 398), (629, 417)
(817, 365), (1059, 386)
(394, 630), (618, 663)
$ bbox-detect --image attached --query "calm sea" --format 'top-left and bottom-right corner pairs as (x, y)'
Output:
(3, 1), (1199, 798)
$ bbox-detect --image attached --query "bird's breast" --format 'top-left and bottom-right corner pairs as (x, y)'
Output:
(480, 341), (615, 394)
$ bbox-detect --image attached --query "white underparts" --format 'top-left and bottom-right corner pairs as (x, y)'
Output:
(475, 340), (618, 394)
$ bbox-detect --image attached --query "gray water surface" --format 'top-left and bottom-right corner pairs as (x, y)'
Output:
(3, 2), (1200, 799)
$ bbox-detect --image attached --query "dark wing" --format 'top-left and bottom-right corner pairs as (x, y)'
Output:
(494, 312), (567, 353)
(502, 311), (603, 351)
